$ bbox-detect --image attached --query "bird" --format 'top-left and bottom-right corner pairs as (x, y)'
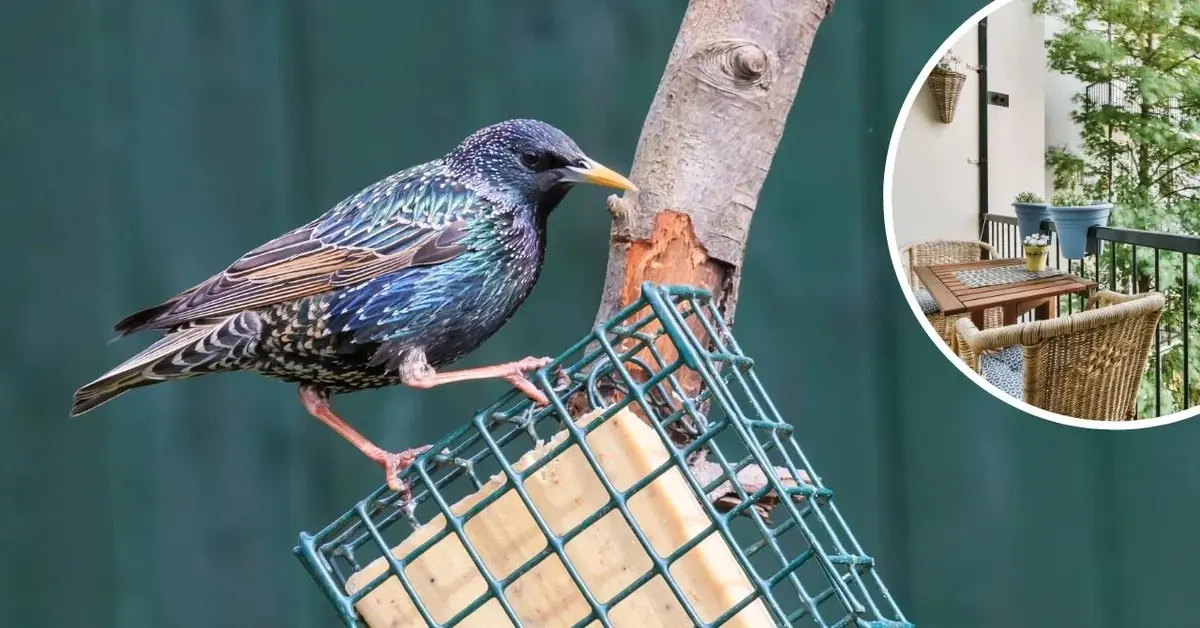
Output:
(71, 118), (636, 497)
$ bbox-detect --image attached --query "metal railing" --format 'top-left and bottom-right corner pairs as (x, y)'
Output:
(982, 213), (1199, 418)
(1084, 79), (1184, 126)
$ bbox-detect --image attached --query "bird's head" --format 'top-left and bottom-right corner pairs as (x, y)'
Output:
(446, 119), (636, 213)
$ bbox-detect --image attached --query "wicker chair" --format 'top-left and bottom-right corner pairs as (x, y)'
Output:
(955, 291), (1166, 420)
(898, 239), (1003, 345)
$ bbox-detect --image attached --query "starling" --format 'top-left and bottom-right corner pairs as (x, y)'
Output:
(71, 119), (636, 495)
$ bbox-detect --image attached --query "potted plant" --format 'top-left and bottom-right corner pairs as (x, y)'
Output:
(1012, 191), (1051, 240)
(1022, 233), (1051, 272)
(1048, 190), (1112, 259)
(926, 52), (967, 123)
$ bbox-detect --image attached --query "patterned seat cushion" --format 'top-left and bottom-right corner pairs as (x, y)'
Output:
(979, 345), (1023, 399)
(913, 288), (939, 314)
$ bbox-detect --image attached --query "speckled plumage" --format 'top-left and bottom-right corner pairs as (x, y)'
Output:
(72, 119), (634, 415)
(243, 160), (550, 394)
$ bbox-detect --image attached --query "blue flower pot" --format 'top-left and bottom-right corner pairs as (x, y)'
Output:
(1012, 202), (1052, 240)
(1049, 203), (1112, 259)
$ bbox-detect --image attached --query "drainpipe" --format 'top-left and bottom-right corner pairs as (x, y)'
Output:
(977, 17), (990, 249)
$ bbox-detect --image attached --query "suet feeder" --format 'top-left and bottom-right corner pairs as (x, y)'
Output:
(296, 283), (912, 627)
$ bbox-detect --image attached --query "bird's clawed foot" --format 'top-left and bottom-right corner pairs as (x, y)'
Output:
(552, 365), (573, 391)
(398, 352), (554, 406)
(503, 356), (553, 406)
(372, 444), (433, 501)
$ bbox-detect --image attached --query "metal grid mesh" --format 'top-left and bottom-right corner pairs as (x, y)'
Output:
(295, 283), (913, 627)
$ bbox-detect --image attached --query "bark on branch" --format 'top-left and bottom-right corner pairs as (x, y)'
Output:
(598, 0), (837, 325)
(595, 0), (837, 518)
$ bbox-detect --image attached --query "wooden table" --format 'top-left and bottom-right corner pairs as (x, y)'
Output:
(914, 258), (1098, 328)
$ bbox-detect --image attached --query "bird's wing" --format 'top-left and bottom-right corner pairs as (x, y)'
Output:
(113, 169), (479, 335)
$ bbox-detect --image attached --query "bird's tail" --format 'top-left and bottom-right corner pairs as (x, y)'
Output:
(71, 312), (261, 416)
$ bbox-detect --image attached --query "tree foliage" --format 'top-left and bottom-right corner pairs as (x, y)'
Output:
(1036, 0), (1200, 414)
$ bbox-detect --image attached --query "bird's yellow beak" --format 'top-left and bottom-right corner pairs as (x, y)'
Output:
(561, 159), (637, 192)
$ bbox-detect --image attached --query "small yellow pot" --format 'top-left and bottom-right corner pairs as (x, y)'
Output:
(1024, 245), (1048, 271)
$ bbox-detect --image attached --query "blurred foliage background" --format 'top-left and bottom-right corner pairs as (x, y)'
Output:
(2, 1), (1198, 626)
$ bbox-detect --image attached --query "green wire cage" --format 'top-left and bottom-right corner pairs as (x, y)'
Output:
(295, 282), (912, 627)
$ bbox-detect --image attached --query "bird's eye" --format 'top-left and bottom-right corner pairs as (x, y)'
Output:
(519, 151), (546, 170)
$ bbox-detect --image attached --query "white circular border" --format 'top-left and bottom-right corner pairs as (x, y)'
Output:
(882, 0), (1200, 430)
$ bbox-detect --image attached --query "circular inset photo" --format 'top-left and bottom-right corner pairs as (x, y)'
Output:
(884, 0), (1200, 427)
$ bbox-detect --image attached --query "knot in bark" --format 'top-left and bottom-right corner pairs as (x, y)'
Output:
(732, 45), (767, 81)
(692, 39), (774, 93)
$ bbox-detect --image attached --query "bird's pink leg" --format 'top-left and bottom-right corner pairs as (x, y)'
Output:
(401, 355), (553, 406)
(299, 385), (431, 497)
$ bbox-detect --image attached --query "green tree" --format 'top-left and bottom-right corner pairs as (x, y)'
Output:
(1035, 0), (1200, 414)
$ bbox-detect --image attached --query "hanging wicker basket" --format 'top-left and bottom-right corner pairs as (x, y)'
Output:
(926, 66), (966, 123)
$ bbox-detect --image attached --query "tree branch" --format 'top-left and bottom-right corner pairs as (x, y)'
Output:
(1162, 184), (1200, 197)
(597, 0), (836, 326)
(1149, 157), (1200, 188)
(593, 0), (837, 518)
(1150, 144), (1197, 172)
(1159, 50), (1200, 74)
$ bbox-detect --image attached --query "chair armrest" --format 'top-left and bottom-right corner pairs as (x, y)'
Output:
(1085, 290), (1156, 310)
(960, 292), (1165, 367)
(954, 316), (1021, 372)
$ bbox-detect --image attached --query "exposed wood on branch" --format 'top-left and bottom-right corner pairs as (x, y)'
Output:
(595, 0), (837, 518)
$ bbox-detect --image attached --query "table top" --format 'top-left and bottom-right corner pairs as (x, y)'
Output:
(913, 258), (1097, 315)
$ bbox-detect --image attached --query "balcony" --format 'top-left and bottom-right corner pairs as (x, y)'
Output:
(981, 213), (1200, 418)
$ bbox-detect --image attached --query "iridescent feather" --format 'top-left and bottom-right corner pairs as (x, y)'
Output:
(71, 119), (638, 497)
(71, 119), (624, 416)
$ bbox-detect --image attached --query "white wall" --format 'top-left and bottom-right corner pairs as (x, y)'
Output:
(891, 0), (1047, 247)
(1043, 13), (1085, 197)
(891, 23), (980, 247)
(987, 2), (1047, 215)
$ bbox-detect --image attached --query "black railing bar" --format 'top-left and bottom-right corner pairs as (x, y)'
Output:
(1131, 245), (1137, 295)
(984, 214), (1200, 256)
(1155, 248), (1162, 416)
(1091, 226), (1200, 254)
(1110, 241), (1117, 291)
(1131, 248), (1139, 418)
(1185, 253), (1191, 409)
(984, 213), (1018, 225)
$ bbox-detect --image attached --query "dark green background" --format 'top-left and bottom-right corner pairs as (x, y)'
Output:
(2, 1), (1195, 626)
